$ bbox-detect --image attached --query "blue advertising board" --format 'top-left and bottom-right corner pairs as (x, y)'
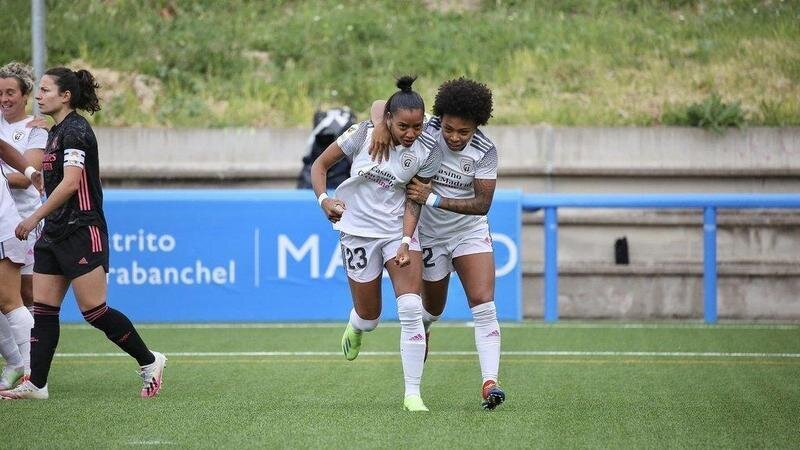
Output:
(59, 189), (522, 322)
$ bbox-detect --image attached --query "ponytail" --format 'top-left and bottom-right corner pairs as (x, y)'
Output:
(384, 75), (424, 116)
(44, 67), (101, 114)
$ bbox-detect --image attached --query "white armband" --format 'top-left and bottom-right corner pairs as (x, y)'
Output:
(425, 193), (441, 208)
(63, 149), (86, 168)
(317, 192), (329, 206)
(24, 166), (36, 181)
(401, 236), (412, 245)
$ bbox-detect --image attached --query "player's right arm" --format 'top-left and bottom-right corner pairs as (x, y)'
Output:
(310, 142), (347, 223)
(0, 138), (42, 192)
(7, 148), (44, 189)
(15, 165), (81, 240)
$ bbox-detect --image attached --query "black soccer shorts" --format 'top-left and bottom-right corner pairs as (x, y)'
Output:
(34, 225), (109, 279)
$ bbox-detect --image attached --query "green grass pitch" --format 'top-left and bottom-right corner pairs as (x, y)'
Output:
(4, 322), (799, 448)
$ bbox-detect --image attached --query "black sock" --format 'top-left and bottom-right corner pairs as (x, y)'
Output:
(82, 303), (155, 366)
(30, 302), (61, 389)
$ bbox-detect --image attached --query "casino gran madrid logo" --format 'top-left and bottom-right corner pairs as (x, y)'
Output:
(460, 157), (473, 174)
(401, 151), (417, 169)
(13, 129), (24, 142)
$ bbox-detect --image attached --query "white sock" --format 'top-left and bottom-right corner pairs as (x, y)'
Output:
(6, 307), (34, 374)
(472, 302), (501, 384)
(421, 308), (440, 333)
(0, 313), (23, 368)
(397, 293), (425, 398)
(349, 309), (379, 333)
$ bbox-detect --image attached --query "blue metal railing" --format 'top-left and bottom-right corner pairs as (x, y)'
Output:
(521, 194), (800, 323)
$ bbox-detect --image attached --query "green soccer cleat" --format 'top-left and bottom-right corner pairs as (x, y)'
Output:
(403, 395), (429, 412)
(341, 324), (363, 361)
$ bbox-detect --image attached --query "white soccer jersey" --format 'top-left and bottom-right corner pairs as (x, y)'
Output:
(333, 120), (442, 238)
(0, 115), (46, 218)
(419, 116), (498, 242)
(0, 138), (22, 243)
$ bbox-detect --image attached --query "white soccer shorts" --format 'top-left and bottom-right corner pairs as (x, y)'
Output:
(420, 226), (494, 282)
(339, 231), (422, 283)
(0, 236), (28, 266)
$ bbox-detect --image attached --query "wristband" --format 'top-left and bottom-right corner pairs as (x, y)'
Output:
(317, 192), (329, 206)
(401, 236), (412, 245)
(24, 166), (36, 181)
(425, 193), (441, 208)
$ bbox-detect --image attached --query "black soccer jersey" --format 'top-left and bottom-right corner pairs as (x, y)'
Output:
(41, 111), (106, 242)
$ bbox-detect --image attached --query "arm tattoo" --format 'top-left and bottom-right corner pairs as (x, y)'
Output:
(439, 178), (496, 216)
(402, 196), (423, 237)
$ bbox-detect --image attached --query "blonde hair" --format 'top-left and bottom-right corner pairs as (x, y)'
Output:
(0, 62), (35, 96)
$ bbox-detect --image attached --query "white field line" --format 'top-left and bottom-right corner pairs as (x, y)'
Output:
(54, 350), (800, 359)
(59, 322), (800, 330)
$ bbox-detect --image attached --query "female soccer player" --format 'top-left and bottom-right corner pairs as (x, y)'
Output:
(311, 76), (442, 412)
(0, 68), (166, 400)
(0, 62), (47, 381)
(0, 134), (41, 390)
(370, 78), (505, 410)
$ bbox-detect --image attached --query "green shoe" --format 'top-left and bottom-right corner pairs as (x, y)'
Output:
(403, 395), (429, 412)
(341, 324), (362, 361)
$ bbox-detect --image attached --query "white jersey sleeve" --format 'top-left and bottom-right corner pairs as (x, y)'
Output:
(474, 146), (498, 179)
(336, 121), (371, 157)
(0, 116), (45, 219)
(27, 126), (48, 150)
(415, 131), (442, 178)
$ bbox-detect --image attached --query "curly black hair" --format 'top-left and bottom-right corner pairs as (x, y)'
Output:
(432, 77), (493, 126)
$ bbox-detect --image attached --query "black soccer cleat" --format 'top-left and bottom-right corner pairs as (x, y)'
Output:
(481, 381), (506, 410)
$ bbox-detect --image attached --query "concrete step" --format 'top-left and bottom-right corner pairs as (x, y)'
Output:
(520, 210), (800, 264)
(520, 262), (800, 320)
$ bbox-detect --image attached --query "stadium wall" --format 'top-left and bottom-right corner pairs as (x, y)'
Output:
(89, 127), (800, 321)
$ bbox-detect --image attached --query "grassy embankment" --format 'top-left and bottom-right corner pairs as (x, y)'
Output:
(4, 0), (798, 128)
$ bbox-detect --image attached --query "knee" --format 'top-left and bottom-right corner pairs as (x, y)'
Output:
(397, 293), (422, 318)
(471, 301), (497, 322)
(350, 309), (380, 332)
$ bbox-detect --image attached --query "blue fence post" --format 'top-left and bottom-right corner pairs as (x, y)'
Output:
(703, 207), (718, 324)
(544, 207), (559, 322)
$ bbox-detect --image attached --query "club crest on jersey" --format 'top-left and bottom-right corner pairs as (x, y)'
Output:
(12, 129), (24, 142)
(340, 124), (358, 140)
(401, 152), (417, 169)
(460, 157), (474, 174)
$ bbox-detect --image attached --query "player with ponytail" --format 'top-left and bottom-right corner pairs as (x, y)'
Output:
(1, 68), (167, 400)
(311, 76), (442, 412)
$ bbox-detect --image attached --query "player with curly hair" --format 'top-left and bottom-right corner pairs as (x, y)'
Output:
(369, 78), (505, 410)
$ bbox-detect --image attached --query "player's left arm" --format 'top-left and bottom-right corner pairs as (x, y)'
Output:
(395, 174), (429, 267)
(407, 177), (496, 216)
